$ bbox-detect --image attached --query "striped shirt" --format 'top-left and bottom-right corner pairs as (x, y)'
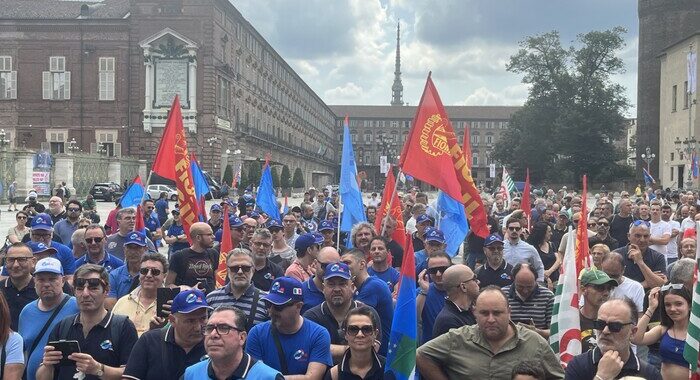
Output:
(206, 283), (269, 330)
(501, 284), (554, 329)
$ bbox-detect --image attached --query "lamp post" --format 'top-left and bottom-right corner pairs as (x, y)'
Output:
(67, 138), (79, 153)
(641, 146), (656, 174)
(674, 136), (697, 189)
(0, 129), (10, 149)
(206, 136), (220, 174)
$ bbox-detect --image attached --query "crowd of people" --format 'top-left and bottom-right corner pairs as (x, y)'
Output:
(0, 184), (697, 379)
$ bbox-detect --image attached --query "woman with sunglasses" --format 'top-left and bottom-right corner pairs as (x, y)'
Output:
(527, 222), (558, 288)
(0, 292), (24, 379)
(6, 211), (29, 244)
(324, 306), (384, 380)
(112, 253), (168, 336)
(633, 284), (692, 379)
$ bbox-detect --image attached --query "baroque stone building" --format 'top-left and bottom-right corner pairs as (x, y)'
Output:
(0, 0), (337, 187)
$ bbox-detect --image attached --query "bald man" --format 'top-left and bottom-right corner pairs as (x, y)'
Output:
(165, 222), (219, 292)
(432, 264), (479, 338)
(301, 246), (341, 313)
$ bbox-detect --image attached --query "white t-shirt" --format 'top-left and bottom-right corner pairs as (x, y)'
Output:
(665, 220), (681, 258)
(681, 217), (696, 232)
(649, 220), (672, 256)
(611, 277), (645, 313)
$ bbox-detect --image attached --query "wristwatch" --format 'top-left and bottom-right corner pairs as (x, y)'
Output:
(95, 363), (105, 377)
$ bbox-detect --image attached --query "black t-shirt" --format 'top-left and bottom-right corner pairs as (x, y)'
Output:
(609, 214), (634, 248)
(475, 261), (514, 288)
(432, 300), (476, 338)
(580, 312), (597, 352)
(565, 348), (662, 380)
(303, 301), (365, 346)
(168, 247), (219, 293)
(386, 239), (404, 268)
(251, 259), (284, 292)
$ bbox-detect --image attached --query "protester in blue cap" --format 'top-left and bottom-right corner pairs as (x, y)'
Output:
(11, 213), (76, 279)
(246, 277), (332, 376)
(286, 233), (323, 282)
(317, 220), (336, 249)
(213, 214), (244, 247)
(475, 233), (513, 288)
(412, 213), (434, 252)
(165, 208), (189, 254)
(414, 227), (447, 276)
(106, 231), (149, 308)
(207, 204), (223, 235)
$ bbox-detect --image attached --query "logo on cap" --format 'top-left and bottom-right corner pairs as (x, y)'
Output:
(330, 264), (340, 272)
(186, 293), (197, 303)
(36, 217), (45, 224)
(271, 282), (283, 293)
(292, 288), (302, 296)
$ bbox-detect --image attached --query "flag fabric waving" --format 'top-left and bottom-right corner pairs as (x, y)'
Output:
(689, 50), (697, 95)
(134, 204), (146, 235)
(462, 124), (472, 168)
(549, 226), (582, 365)
(257, 163), (281, 221)
(232, 163), (242, 188)
(684, 222), (700, 379)
(436, 190), (469, 257)
(643, 167), (656, 186)
(281, 196), (289, 215)
(374, 164), (406, 250)
(521, 168), (531, 230)
(339, 116), (367, 233)
(151, 95), (199, 240)
(501, 167), (514, 208)
(385, 235), (417, 379)
(215, 204), (232, 289)
(575, 175), (590, 276)
(190, 155), (210, 222)
(398, 73), (489, 238)
(120, 175), (145, 208)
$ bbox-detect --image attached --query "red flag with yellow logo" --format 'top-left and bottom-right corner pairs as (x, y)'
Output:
(374, 165), (406, 250)
(151, 95), (199, 241)
(216, 204), (232, 288)
(399, 73), (489, 238)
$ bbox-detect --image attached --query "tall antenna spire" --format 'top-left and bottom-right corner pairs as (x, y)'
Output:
(391, 21), (404, 106)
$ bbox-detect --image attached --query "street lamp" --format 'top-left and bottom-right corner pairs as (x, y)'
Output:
(0, 129), (10, 149)
(206, 136), (220, 174)
(67, 138), (79, 153)
(641, 146), (656, 173)
(674, 136), (697, 189)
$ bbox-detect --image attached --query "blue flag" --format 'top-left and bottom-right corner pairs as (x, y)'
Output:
(385, 237), (416, 379)
(190, 159), (211, 201)
(120, 178), (145, 208)
(643, 167), (656, 186)
(257, 164), (281, 221)
(436, 191), (469, 257)
(340, 118), (366, 233)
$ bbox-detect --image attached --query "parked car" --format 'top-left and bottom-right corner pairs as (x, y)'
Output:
(147, 184), (178, 201)
(89, 182), (123, 202)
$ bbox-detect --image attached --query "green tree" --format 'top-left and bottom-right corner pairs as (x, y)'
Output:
(492, 27), (630, 183)
(248, 161), (262, 187)
(271, 166), (280, 188)
(292, 167), (305, 188)
(281, 165), (292, 189)
(222, 165), (233, 186)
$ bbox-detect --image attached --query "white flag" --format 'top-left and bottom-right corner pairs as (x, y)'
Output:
(689, 51), (697, 95)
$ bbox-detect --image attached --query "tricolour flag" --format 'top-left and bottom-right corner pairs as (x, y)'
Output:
(215, 204), (232, 289)
(339, 116), (367, 234)
(522, 168), (531, 229)
(257, 163), (281, 221)
(232, 162), (242, 188)
(398, 73), (489, 238)
(549, 226), (582, 365)
(385, 235), (417, 380)
(120, 175), (145, 208)
(684, 222), (700, 378)
(375, 164), (406, 250)
(643, 167), (656, 186)
(151, 95), (199, 241)
(501, 167), (514, 208)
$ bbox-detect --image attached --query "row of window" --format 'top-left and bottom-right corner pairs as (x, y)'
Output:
(341, 119), (509, 129)
(671, 81), (691, 112)
(345, 131), (497, 145)
(0, 56), (115, 101)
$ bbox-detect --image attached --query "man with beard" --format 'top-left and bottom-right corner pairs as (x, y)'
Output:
(241, 217), (258, 250)
(105, 208), (157, 261)
(250, 229), (284, 292)
(366, 237), (400, 293)
(246, 277), (332, 378)
(47, 196), (66, 224)
(299, 203), (319, 233)
(166, 222), (218, 293)
(349, 222), (375, 258)
(588, 217), (618, 251)
(301, 246), (341, 314)
(206, 248), (269, 331)
(416, 287), (564, 379)
(475, 233), (513, 288)
(502, 263), (554, 339)
(432, 264), (478, 338)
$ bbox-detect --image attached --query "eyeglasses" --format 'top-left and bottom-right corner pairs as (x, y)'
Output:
(345, 325), (375, 336)
(427, 266), (450, 275)
(74, 277), (106, 290)
(139, 267), (162, 276)
(485, 245), (504, 251)
(593, 319), (634, 333)
(67, 208), (80, 212)
(461, 277), (478, 285)
(597, 222), (609, 227)
(85, 237), (103, 244)
(252, 241), (271, 248)
(228, 265), (252, 273)
(661, 283), (684, 292)
(202, 323), (243, 336)
(6, 256), (33, 264)
(507, 226), (522, 231)
(630, 220), (651, 228)
(33, 233), (52, 238)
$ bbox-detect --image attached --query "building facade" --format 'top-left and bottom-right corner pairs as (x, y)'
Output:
(0, 0), (337, 188)
(658, 32), (699, 189)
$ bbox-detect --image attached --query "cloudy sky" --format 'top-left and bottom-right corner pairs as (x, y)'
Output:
(231, 0), (639, 116)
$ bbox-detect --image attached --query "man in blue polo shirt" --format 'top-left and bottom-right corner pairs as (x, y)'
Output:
(106, 231), (148, 309)
(246, 277), (332, 377)
(414, 227), (447, 276)
(417, 252), (452, 344)
(301, 246), (340, 313)
(75, 225), (124, 272)
(341, 248), (393, 356)
(142, 199), (163, 246)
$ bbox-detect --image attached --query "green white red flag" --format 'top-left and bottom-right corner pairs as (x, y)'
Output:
(684, 221), (700, 378)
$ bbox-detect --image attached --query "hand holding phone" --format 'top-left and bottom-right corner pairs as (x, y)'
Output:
(157, 287), (180, 318)
(47, 340), (81, 366)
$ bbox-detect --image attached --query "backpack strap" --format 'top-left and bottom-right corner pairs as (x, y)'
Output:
(109, 314), (129, 354)
(270, 327), (288, 374)
(1, 340), (6, 379)
(246, 288), (261, 332)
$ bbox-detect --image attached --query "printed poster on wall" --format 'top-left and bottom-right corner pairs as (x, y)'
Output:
(33, 171), (51, 196)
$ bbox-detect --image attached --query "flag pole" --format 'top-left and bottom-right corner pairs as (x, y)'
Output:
(336, 191), (342, 248)
(380, 167), (403, 237)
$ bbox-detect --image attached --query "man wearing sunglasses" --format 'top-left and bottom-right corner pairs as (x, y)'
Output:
(579, 268), (618, 352)
(417, 252), (452, 345)
(123, 288), (211, 380)
(246, 277), (332, 378)
(105, 231), (149, 309)
(565, 297), (662, 379)
(588, 217), (618, 251)
(75, 224), (124, 273)
(105, 208), (157, 262)
(301, 246), (341, 314)
(53, 200), (82, 248)
(207, 248), (269, 331)
(503, 217), (545, 282)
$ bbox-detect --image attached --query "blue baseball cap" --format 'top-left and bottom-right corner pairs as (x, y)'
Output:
(266, 219), (283, 230)
(34, 257), (63, 275)
(262, 277), (303, 305)
(171, 289), (213, 314)
(416, 214), (433, 226)
(31, 213), (53, 231)
(323, 262), (352, 281)
(483, 233), (504, 247)
(248, 211), (260, 219)
(210, 204), (222, 212)
(312, 232), (325, 244)
(27, 241), (57, 255)
(125, 231), (147, 247)
(318, 220), (334, 232)
(295, 233), (321, 255)
(229, 215), (244, 228)
(424, 227), (446, 244)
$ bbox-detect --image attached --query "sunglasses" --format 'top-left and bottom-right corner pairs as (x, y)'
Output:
(16, 215), (27, 220)
(139, 267), (162, 276)
(587, 223), (597, 227)
(345, 325), (375, 336)
(630, 220), (651, 228)
(228, 265), (252, 273)
(507, 226), (522, 231)
(597, 222), (609, 226)
(67, 208), (80, 212)
(202, 323), (244, 336)
(74, 277), (106, 290)
(593, 319), (634, 333)
(427, 266), (450, 275)
(85, 237), (103, 244)
(660, 283), (684, 292)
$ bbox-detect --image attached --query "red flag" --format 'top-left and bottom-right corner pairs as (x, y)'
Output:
(462, 124), (472, 168)
(374, 165), (406, 250)
(575, 175), (590, 276)
(216, 204), (232, 288)
(398, 73), (489, 238)
(151, 96), (199, 240)
(134, 204), (146, 233)
(522, 168), (531, 229)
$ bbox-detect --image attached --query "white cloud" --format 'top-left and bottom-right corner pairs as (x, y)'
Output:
(324, 82), (365, 103)
(457, 84), (530, 106)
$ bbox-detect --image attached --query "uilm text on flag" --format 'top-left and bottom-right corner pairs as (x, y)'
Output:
(215, 204), (232, 288)
(398, 73), (489, 238)
(151, 95), (199, 242)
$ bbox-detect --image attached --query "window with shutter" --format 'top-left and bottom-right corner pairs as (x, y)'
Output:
(0, 56), (17, 100)
(98, 57), (115, 101)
